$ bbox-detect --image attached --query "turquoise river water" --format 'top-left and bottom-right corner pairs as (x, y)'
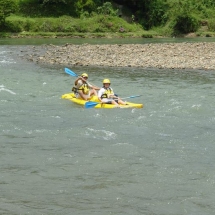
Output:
(1, 38), (215, 215)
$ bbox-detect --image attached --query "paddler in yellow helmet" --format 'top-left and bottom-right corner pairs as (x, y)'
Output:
(98, 79), (127, 105)
(73, 73), (100, 100)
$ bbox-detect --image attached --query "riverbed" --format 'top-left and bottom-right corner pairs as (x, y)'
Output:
(17, 38), (215, 70)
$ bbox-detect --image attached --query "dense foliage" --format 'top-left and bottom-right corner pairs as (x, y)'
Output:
(1, 0), (215, 36)
(0, 0), (17, 26)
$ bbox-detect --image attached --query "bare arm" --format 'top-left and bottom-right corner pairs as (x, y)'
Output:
(91, 85), (100, 90)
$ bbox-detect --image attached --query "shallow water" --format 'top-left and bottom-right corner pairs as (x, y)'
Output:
(1, 43), (215, 215)
(2, 36), (215, 45)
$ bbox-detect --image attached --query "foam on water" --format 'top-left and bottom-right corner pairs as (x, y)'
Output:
(0, 86), (16, 95)
(86, 127), (117, 140)
(0, 51), (15, 64)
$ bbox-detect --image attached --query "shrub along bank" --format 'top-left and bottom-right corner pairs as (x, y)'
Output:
(2, 15), (151, 38)
(1, 0), (215, 38)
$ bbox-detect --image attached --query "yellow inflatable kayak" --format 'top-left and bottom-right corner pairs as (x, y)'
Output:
(61, 93), (143, 109)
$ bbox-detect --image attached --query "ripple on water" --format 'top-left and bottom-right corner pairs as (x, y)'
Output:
(86, 127), (117, 140)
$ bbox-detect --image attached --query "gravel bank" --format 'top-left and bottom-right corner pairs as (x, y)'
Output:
(24, 42), (215, 70)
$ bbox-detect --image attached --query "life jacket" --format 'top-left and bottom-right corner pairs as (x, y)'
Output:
(101, 87), (114, 98)
(78, 83), (90, 95)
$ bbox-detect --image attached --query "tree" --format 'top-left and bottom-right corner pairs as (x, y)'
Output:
(75, 0), (101, 16)
(111, 0), (168, 29)
(135, 0), (168, 29)
(42, 0), (66, 3)
(0, 0), (17, 26)
(23, 0), (102, 17)
(97, 2), (118, 16)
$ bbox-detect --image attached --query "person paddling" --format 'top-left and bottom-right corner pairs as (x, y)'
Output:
(97, 79), (127, 105)
(73, 73), (100, 100)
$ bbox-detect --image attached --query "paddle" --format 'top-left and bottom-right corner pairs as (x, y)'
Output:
(65, 68), (78, 77)
(85, 101), (101, 109)
(84, 95), (142, 109)
(64, 67), (99, 88)
(120, 95), (142, 100)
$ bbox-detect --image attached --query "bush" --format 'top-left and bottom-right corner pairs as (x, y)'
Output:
(4, 20), (23, 32)
(4, 14), (144, 35)
(208, 19), (215, 31)
(173, 13), (200, 34)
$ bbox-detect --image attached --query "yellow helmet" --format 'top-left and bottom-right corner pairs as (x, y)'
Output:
(81, 73), (88, 78)
(103, 79), (110, 84)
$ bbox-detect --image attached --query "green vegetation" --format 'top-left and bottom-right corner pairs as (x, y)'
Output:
(0, 0), (17, 25)
(1, 0), (215, 38)
(5, 15), (145, 35)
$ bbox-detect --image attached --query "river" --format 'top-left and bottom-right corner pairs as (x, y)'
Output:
(1, 38), (215, 215)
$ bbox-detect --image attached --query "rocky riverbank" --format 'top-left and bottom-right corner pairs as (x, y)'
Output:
(24, 42), (215, 70)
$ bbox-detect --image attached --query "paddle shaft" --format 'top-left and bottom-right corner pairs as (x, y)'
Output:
(113, 95), (142, 100)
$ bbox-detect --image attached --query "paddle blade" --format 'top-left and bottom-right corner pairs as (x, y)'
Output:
(85, 101), (99, 109)
(64, 68), (78, 77)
